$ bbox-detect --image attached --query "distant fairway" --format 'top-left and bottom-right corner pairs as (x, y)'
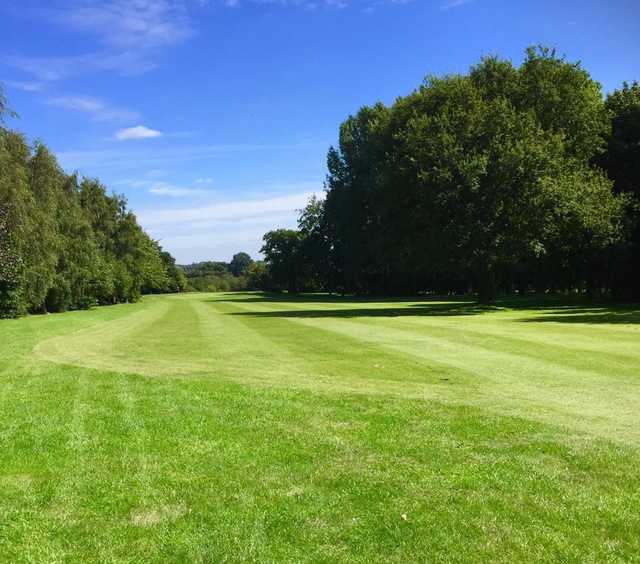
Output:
(2, 293), (639, 561)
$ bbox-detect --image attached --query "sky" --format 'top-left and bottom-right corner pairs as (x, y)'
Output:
(1, 0), (639, 264)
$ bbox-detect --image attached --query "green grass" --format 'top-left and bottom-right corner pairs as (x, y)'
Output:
(1, 292), (639, 562)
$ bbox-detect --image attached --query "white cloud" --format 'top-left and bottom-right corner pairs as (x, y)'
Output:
(115, 125), (163, 140)
(138, 190), (322, 227)
(54, 140), (326, 170)
(6, 1), (198, 81)
(145, 169), (169, 178)
(4, 56), (67, 81)
(4, 51), (159, 81)
(57, 0), (194, 51)
(217, 0), (410, 9)
(138, 189), (324, 262)
(117, 179), (154, 188)
(195, 177), (215, 184)
(48, 95), (139, 122)
(5, 0), (421, 82)
(4, 80), (44, 92)
(441, 0), (473, 9)
(148, 181), (207, 197)
(115, 177), (210, 197)
(158, 226), (273, 263)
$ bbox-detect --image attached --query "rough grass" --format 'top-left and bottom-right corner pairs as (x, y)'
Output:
(1, 292), (639, 562)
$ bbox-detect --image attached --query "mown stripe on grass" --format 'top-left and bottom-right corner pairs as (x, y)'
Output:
(2, 293), (640, 561)
(206, 298), (482, 395)
(32, 298), (171, 374)
(220, 297), (640, 443)
(351, 316), (640, 381)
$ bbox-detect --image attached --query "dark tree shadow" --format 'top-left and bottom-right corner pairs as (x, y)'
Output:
(214, 292), (455, 305)
(229, 303), (500, 319)
(518, 307), (640, 325)
(209, 292), (640, 324)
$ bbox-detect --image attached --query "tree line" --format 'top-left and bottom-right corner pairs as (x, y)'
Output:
(0, 89), (187, 318)
(181, 252), (267, 292)
(260, 47), (640, 302)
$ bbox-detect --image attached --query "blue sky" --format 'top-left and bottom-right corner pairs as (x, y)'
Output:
(1, 0), (639, 263)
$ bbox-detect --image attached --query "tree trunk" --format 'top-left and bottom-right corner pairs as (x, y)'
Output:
(476, 264), (497, 304)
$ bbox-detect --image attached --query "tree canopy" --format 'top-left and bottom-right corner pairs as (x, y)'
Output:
(0, 90), (186, 317)
(259, 47), (636, 302)
(180, 254), (263, 292)
(230, 252), (253, 276)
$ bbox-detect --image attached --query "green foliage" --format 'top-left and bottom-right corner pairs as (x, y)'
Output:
(229, 252), (253, 276)
(0, 83), (17, 124)
(516, 46), (610, 160)
(0, 203), (24, 317)
(297, 195), (334, 291)
(245, 261), (269, 290)
(602, 81), (640, 197)
(188, 272), (249, 293)
(24, 142), (63, 311)
(599, 81), (640, 299)
(0, 96), (184, 317)
(263, 46), (629, 302)
(261, 229), (303, 293)
(183, 261), (230, 278)
(159, 247), (189, 293)
(0, 129), (31, 316)
(182, 257), (257, 292)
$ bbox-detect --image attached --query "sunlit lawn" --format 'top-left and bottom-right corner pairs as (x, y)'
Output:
(1, 292), (639, 562)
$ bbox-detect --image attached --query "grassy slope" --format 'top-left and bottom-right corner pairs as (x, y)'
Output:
(1, 292), (639, 562)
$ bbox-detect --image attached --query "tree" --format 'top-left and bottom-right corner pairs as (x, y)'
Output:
(0, 84), (17, 125)
(324, 103), (392, 293)
(24, 142), (63, 311)
(602, 81), (640, 196)
(158, 246), (189, 293)
(0, 202), (23, 317)
(600, 81), (640, 299)
(0, 87), (184, 317)
(320, 47), (626, 302)
(515, 46), (610, 161)
(298, 196), (334, 292)
(245, 261), (269, 290)
(0, 128), (31, 315)
(261, 229), (303, 293)
(404, 76), (622, 302)
(229, 252), (253, 276)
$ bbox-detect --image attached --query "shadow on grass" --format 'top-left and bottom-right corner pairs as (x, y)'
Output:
(230, 303), (499, 319)
(214, 292), (640, 324)
(518, 307), (640, 325)
(215, 292), (438, 304)
(215, 292), (496, 318)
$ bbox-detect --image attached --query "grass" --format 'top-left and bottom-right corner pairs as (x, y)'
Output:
(1, 292), (639, 562)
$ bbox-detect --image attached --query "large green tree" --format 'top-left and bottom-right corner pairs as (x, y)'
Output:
(229, 252), (253, 277)
(24, 143), (63, 311)
(298, 196), (334, 292)
(0, 129), (31, 315)
(321, 47), (626, 302)
(0, 85), (185, 317)
(261, 229), (303, 293)
(600, 81), (640, 299)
